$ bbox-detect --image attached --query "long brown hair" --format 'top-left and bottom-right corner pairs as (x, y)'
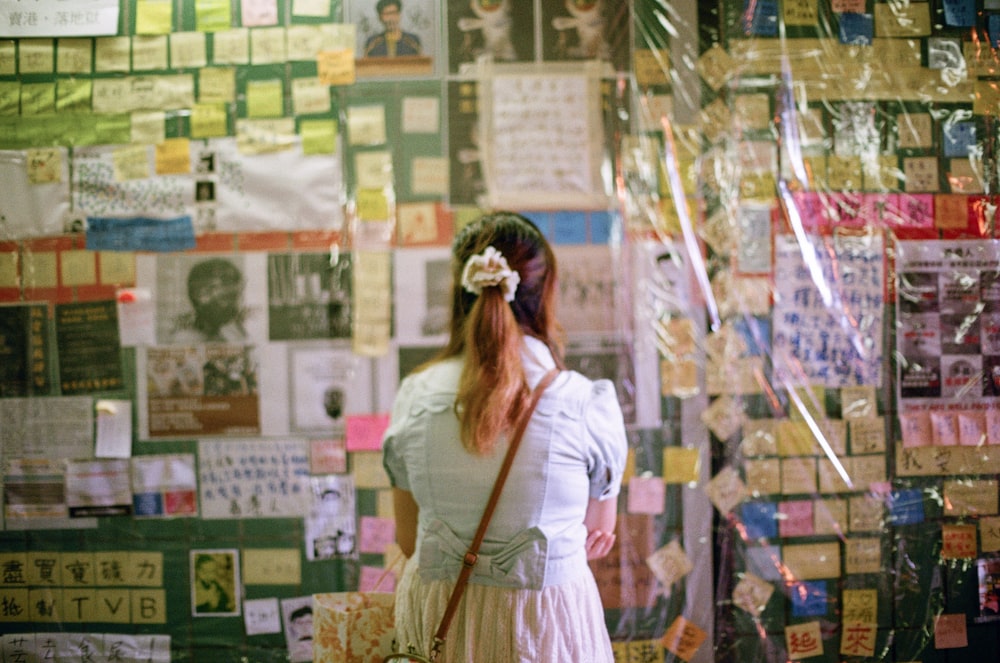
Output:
(434, 211), (564, 454)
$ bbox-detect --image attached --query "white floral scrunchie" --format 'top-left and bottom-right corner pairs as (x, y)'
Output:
(460, 246), (520, 302)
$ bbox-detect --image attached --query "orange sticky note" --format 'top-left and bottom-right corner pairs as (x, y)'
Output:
(660, 615), (706, 662)
(941, 524), (977, 560)
(154, 138), (191, 175)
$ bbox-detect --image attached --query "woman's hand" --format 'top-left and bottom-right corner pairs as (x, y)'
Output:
(584, 529), (616, 560)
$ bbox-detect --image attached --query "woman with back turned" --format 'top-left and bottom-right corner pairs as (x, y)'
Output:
(382, 211), (627, 661)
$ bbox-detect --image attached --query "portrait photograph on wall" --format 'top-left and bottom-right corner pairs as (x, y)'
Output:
(348, 0), (437, 77)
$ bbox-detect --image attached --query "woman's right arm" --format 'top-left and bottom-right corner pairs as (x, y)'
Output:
(393, 487), (420, 558)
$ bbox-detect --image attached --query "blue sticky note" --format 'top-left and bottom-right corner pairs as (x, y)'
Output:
(989, 15), (1000, 48)
(943, 0), (976, 27)
(744, 0), (778, 37)
(553, 211), (587, 245)
(790, 580), (828, 617)
(741, 502), (778, 540)
(520, 211), (552, 239)
(943, 121), (976, 158)
(838, 13), (874, 46)
(133, 492), (163, 516)
(590, 211), (613, 244)
(888, 489), (925, 525)
(86, 216), (196, 252)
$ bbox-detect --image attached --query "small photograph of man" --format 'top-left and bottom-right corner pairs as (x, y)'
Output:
(363, 0), (423, 57)
(191, 550), (240, 616)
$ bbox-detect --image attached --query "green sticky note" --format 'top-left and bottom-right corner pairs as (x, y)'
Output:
(300, 119), (336, 155)
(57, 79), (92, 113)
(246, 79), (284, 118)
(195, 0), (232, 33)
(136, 0), (174, 35)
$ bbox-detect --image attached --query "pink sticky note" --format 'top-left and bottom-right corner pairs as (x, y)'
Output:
(310, 438), (347, 474)
(627, 475), (666, 515)
(778, 500), (814, 538)
(358, 515), (396, 554)
(934, 613), (968, 649)
(899, 412), (932, 448)
(346, 413), (391, 452)
(359, 565), (396, 593)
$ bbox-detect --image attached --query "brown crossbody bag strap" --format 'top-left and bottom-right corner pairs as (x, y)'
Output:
(423, 368), (559, 662)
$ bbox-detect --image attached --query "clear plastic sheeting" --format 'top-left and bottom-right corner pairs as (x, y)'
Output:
(624, 1), (1000, 661)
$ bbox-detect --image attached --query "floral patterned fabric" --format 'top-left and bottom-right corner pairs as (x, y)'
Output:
(313, 591), (396, 662)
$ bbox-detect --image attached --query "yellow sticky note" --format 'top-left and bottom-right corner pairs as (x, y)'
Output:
(250, 26), (287, 64)
(0, 251), (19, 287)
(981, 516), (1000, 552)
(318, 48), (355, 86)
(25, 552), (60, 586)
(352, 451), (391, 489)
(777, 420), (816, 456)
(128, 551), (163, 587)
(132, 35), (169, 70)
(782, 542), (840, 580)
(99, 252), (136, 285)
(20, 82), (56, 115)
(0, 81), (19, 116)
(94, 589), (131, 623)
(25, 588), (55, 622)
(839, 622), (877, 657)
(943, 479), (999, 516)
(842, 589), (878, 624)
(131, 110), (166, 145)
(783, 0), (818, 26)
(785, 621), (823, 660)
(242, 549), (301, 585)
(0, 587), (30, 624)
(56, 78), (92, 113)
(131, 588), (166, 624)
(300, 119), (337, 155)
(155, 138), (191, 175)
(136, 0), (174, 35)
(347, 104), (387, 146)
(94, 36), (131, 73)
(56, 38), (92, 74)
(662, 447), (700, 485)
(356, 188), (389, 221)
(170, 32), (207, 68)
(292, 77), (331, 115)
(246, 78), (284, 118)
(198, 66), (236, 103)
(845, 537), (882, 575)
(22, 252), (58, 288)
(196, 0), (233, 33)
(190, 102), (229, 138)
(60, 250), (97, 287)
(19, 38), (54, 73)
(0, 40), (14, 75)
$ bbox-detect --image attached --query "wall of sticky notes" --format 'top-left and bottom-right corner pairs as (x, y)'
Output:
(3, 0), (1000, 661)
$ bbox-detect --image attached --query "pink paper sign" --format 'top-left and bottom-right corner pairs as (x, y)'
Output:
(346, 413), (391, 452)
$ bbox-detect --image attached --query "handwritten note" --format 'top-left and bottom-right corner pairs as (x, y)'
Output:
(840, 622), (877, 657)
(662, 447), (700, 485)
(704, 466), (748, 515)
(242, 548), (301, 585)
(244, 597), (282, 635)
(487, 72), (603, 207)
(785, 621), (823, 660)
(198, 439), (310, 518)
(980, 516), (1000, 551)
(772, 233), (884, 387)
(941, 523), (977, 559)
